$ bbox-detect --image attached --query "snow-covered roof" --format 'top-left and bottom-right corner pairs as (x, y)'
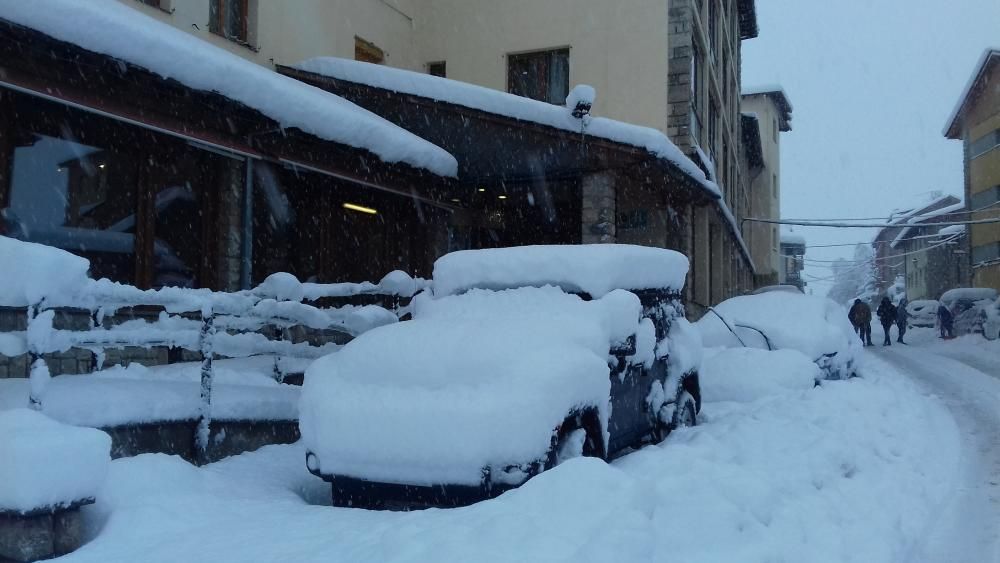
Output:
(874, 193), (961, 244)
(943, 48), (1000, 138)
(889, 201), (965, 248)
(0, 0), (458, 177)
(780, 229), (806, 246)
(741, 86), (793, 131)
(292, 57), (716, 196)
(936, 224), (966, 237)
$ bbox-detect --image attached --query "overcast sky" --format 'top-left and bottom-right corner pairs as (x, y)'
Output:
(741, 0), (1000, 296)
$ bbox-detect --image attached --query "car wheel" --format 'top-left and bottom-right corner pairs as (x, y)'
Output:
(672, 391), (697, 429)
(546, 415), (602, 470)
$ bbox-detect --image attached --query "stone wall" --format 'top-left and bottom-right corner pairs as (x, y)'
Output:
(581, 172), (617, 244)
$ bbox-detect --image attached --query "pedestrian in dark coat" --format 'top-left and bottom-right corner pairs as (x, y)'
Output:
(896, 297), (909, 344)
(876, 297), (897, 346)
(938, 304), (954, 339)
(848, 299), (874, 346)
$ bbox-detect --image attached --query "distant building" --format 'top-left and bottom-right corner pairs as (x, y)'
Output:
(741, 88), (793, 287)
(897, 222), (971, 301)
(944, 48), (1000, 290)
(872, 194), (964, 295)
(778, 229), (806, 290)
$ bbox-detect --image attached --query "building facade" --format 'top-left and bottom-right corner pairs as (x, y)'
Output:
(122, 0), (762, 306)
(741, 88), (792, 286)
(778, 230), (805, 290)
(944, 49), (1000, 290)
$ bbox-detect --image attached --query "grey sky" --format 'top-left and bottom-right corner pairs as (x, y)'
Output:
(741, 0), (1000, 296)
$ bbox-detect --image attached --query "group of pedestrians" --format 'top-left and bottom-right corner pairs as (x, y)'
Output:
(848, 297), (908, 346)
(848, 297), (956, 346)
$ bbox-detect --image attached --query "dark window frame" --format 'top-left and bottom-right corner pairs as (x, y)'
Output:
(969, 129), (1000, 160)
(427, 61), (447, 78)
(507, 48), (570, 105)
(209, 0), (251, 46)
(355, 36), (385, 64)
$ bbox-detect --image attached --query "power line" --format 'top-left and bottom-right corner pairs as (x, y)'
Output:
(782, 233), (962, 266)
(745, 217), (1000, 228)
(798, 230), (966, 249)
(778, 201), (1000, 223)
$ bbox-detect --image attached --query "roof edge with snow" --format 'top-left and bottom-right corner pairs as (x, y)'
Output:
(741, 86), (793, 131)
(944, 48), (1000, 139)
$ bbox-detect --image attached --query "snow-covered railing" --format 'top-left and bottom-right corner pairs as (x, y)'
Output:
(8, 270), (425, 462)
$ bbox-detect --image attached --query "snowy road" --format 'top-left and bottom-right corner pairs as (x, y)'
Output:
(876, 340), (1000, 562)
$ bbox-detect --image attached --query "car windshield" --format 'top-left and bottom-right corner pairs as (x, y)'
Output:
(1, 1), (999, 561)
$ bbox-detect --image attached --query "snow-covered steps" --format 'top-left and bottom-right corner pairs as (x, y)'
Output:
(0, 359), (303, 464)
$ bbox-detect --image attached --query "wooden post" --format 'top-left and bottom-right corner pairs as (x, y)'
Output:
(26, 303), (50, 411)
(196, 311), (215, 464)
(0, 91), (15, 235)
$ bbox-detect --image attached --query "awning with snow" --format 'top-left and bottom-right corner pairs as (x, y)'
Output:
(278, 58), (721, 206)
(0, 1), (459, 198)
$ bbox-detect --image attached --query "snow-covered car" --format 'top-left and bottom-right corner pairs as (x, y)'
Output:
(906, 299), (939, 329)
(940, 288), (999, 336)
(695, 292), (861, 380)
(299, 244), (703, 509)
(751, 284), (803, 295)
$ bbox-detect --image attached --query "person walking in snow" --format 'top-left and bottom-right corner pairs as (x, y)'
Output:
(848, 299), (874, 346)
(876, 297), (897, 346)
(896, 297), (909, 344)
(937, 303), (954, 339)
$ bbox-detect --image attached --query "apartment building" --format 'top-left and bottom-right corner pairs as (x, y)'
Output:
(124, 0), (760, 304)
(944, 48), (1000, 290)
(741, 88), (793, 285)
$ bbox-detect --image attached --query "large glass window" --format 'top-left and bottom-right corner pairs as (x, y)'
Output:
(5, 134), (140, 284)
(969, 128), (999, 159)
(970, 185), (1000, 211)
(508, 49), (570, 105)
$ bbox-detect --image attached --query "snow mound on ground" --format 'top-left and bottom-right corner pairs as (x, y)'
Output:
(432, 244), (689, 298)
(0, 236), (90, 306)
(300, 287), (641, 485)
(67, 353), (960, 563)
(0, 409), (110, 512)
(700, 347), (819, 403)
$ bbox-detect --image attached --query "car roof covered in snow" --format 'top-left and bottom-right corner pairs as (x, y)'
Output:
(432, 245), (690, 298)
(0, 0), (458, 177)
(940, 288), (998, 305)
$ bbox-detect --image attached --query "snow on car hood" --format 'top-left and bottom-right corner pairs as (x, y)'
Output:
(299, 287), (643, 486)
(696, 292), (861, 366)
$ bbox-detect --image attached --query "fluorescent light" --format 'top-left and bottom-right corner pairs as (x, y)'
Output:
(498, 195), (507, 200)
(477, 188), (486, 192)
(98, 163), (106, 169)
(342, 202), (377, 215)
(450, 198), (461, 203)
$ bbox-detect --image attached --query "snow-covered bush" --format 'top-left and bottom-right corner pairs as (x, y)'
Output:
(0, 236), (90, 307)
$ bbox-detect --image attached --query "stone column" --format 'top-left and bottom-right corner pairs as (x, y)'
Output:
(216, 159), (246, 292)
(581, 172), (616, 244)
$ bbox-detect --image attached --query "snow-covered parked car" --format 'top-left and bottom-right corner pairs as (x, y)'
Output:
(299, 244), (703, 509)
(695, 291), (861, 380)
(940, 288), (999, 336)
(906, 299), (939, 328)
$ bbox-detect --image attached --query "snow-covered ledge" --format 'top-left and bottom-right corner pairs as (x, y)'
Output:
(0, 409), (110, 562)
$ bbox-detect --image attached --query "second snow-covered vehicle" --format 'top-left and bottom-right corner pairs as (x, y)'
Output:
(299, 244), (702, 509)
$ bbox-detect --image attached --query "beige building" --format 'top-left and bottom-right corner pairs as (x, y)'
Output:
(741, 88), (792, 285)
(944, 48), (1000, 290)
(126, 0), (761, 305)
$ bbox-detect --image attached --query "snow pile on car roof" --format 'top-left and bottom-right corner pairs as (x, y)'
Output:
(0, 408), (110, 512)
(299, 286), (642, 486)
(0, 236), (90, 307)
(432, 244), (689, 298)
(697, 292), (860, 366)
(940, 287), (998, 304)
(0, 0), (457, 177)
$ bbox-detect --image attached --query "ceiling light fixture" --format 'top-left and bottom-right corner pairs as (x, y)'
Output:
(342, 202), (378, 215)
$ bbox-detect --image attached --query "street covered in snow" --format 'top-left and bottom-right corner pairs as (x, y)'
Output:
(48, 340), (979, 563)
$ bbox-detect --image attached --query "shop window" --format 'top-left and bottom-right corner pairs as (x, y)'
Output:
(508, 49), (569, 105)
(5, 134), (141, 285)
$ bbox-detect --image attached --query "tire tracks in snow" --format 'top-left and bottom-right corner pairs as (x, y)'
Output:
(876, 346), (1000, 563)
